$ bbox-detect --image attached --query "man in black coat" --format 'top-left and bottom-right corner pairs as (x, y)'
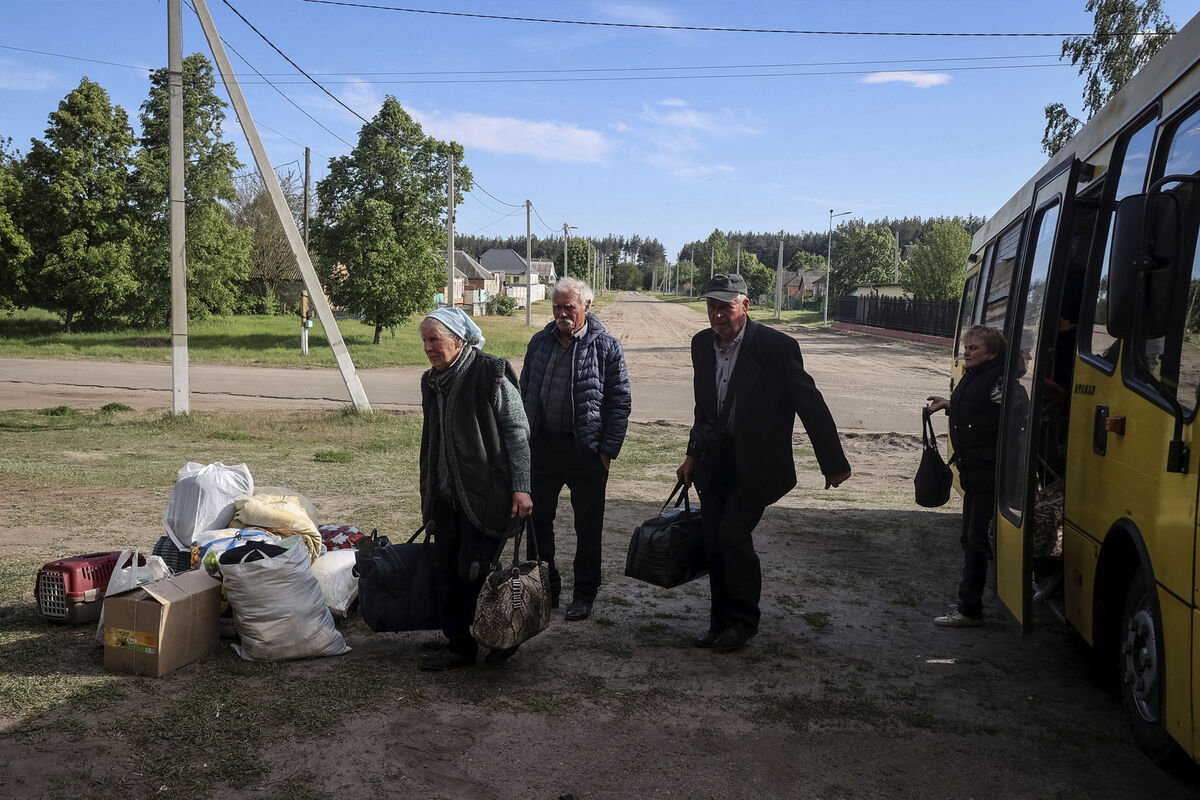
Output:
(678, 274), (851, 652)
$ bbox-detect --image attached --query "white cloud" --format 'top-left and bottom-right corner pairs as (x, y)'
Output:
(642, 99), (761, 137)
(860, 71), (951, 89)
(412, 110), (610, 163)
(304, 78), (384, 124)
(609, 121), (631, 132)
(671, 164), (734, 179)
(0, 60), (56, 91)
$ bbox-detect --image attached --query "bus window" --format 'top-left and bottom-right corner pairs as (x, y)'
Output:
(1150, 105), (1200, 413)
(1000, 201), (1060, 526)
(1086, 118), (1158, 362)
(983, 221), (1022, 329)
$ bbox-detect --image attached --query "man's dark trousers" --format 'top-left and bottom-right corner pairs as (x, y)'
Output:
(528, 433), (609, 603)
(700, 451), (766, 634)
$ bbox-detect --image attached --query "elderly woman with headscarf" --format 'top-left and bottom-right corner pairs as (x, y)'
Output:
(417, 307), (533, 671)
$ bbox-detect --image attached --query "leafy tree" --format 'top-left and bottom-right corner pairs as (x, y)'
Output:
(314, 96), (470, 343)
(830, 225), (894, 296)
(900, 220), (971, 300)
(129, 53), (251, 325)
(232, 169), (306, 309)
(556, 237), (591, 280)
(1042, 0), (1175, 156)
(19, 78), (141, 330)
(613, 261), (642, 290)
(788, 250), (827, 273)
(738, 252), (773, 302)
(0, 138), (32, 312)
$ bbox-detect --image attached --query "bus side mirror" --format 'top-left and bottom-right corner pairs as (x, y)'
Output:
(1106, 191), (1181, 340)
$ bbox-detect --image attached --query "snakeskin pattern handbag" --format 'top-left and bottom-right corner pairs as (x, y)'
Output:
(471, 519), (551, 650)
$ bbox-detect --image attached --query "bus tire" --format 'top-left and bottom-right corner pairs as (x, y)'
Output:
(1119, 566), (1180, 763)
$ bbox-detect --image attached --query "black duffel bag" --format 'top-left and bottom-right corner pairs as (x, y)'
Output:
(625, 481), (707, 588)
(354, 525), (441, 632)
(915, 408), (954, 508)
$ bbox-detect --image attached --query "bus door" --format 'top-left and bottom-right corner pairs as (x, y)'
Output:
(994, 159), (1083, 632)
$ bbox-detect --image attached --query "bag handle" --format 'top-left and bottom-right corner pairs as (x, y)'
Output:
(662, 479), (686, 513)
(922, 407), (938, 449)
(406, 523), (428, 544)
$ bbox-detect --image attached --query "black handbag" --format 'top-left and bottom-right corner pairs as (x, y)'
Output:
(354, 525), (441, 633)
(915, 408), (954, 508)
(471, 519), (551, 650)
(625, 480), (708, 588)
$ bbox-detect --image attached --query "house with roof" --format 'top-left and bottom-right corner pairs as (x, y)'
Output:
(786, 269), (828, 299)
(479, 248), (548, 307)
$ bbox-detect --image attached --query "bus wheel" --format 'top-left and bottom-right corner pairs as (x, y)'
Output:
(1119, 567), (1178, 762)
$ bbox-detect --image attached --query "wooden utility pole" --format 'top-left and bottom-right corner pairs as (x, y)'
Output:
(525, 200), (533, 326)
(446, 154), (455, 308)
(168, 0), (188, 414)
(303, 146), (311, 250)
(774, 231), (784, 320)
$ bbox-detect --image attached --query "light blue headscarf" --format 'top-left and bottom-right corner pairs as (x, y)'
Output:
(425, 307), (485, 351)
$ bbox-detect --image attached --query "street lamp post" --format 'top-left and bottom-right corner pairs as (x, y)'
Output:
(825, 209), (852, 326)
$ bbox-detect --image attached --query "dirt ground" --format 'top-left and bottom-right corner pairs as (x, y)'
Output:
(2, 293), (1198, 798)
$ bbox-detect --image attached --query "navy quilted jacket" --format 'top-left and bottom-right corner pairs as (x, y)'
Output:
(519, 313), (632, 458)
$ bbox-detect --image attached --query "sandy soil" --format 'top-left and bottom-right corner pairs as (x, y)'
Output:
(2, 292), (1197, 798)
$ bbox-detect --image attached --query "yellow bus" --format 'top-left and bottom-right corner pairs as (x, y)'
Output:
(955, 12), (1200, 763)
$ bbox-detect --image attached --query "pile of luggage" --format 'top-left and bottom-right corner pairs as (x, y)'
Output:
(35, 461), (376, 677)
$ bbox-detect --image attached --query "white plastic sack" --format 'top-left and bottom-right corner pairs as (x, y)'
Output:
(310, 550), (358, 618)
(219, 536), (350, 661)
(94, 549), (171, 645)
(162, 462), (254, 550)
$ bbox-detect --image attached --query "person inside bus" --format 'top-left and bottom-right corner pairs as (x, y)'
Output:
(925, 324), (1007, 627)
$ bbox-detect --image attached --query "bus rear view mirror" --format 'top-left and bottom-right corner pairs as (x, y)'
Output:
(1106, 191), (1180, 340)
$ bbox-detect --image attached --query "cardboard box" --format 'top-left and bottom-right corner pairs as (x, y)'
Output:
(102, 570), (221, 677)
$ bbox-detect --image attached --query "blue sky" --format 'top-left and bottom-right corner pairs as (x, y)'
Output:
(3, 0), (1198, 261)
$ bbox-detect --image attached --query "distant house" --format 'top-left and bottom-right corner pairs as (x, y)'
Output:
(852, 282), (908, 298)
(530, 260), (557, 285)
(786, 269), (828, 298)
(480, 248), (532, 281)
(450, 250), (501, 298)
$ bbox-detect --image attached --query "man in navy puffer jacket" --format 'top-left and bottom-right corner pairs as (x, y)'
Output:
(520, 277), (632, 621)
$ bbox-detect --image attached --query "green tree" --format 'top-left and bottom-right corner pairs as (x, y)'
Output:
(830, 225), (893, 297)
(314, 96), (470, 343)
(232, 169), (306, 310)
(20, 78), (141, 330)
(129, 53), (251, 325)
(738, 252), (773, 302)
(1042, 0), (1175, 156)
(787, 250), (827, 273)
(613, 261), (642, 290)
(900, 220), (971, 300)
(0, 138), (32, 312)
(557, 238), (591, 280)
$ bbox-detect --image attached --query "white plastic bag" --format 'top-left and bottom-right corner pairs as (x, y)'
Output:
(162, 462), (254, 550)
(219, 536), (350, 661)
(95, 549), (171, 645)
(310, 550), (359, 618)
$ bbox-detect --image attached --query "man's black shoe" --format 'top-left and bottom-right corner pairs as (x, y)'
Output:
(418, 647), (475, 671)
(712, 626), (755, 653)
(483, 646), (518, 666)
(693, 628), (723, 648)
(564, 598), (592, 621)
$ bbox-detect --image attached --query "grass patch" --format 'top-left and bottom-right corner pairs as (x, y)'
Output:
(0, 303), (570, 368)
(314, 450), (354, 463)
(801, 611), (831, 631)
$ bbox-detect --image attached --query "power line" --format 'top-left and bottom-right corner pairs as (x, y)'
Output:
(188, 1), (355, 149)
(0, 44), (153, 73)
(296, 0), (1144, 38)
(470, 182), (524, 208)
(529, 203), (558, 236)
(215, 61), (1070, 85)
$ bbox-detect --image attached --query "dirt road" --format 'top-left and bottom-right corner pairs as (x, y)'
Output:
(0, 292), (949, 434)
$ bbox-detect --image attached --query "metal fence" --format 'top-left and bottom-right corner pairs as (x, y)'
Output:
(833, 295), (958, 338)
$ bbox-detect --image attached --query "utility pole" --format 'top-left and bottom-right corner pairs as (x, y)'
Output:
(774, 231), (784, 320)
(525, 200), (533, 326)
(690, 249), (695, 297)
(710, 248), (714, 280)
(168, 0), (188, 414)
(446, 154), (455, 309)
(736, 242), (741, 274)
(303, 146), (310, 250)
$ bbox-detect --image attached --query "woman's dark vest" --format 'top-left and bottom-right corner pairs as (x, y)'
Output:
(420, 352), (519, 538)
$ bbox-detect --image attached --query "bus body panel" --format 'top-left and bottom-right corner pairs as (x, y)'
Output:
(1063, 521), (1098, 644)
(1160, 584), (1193, 754)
